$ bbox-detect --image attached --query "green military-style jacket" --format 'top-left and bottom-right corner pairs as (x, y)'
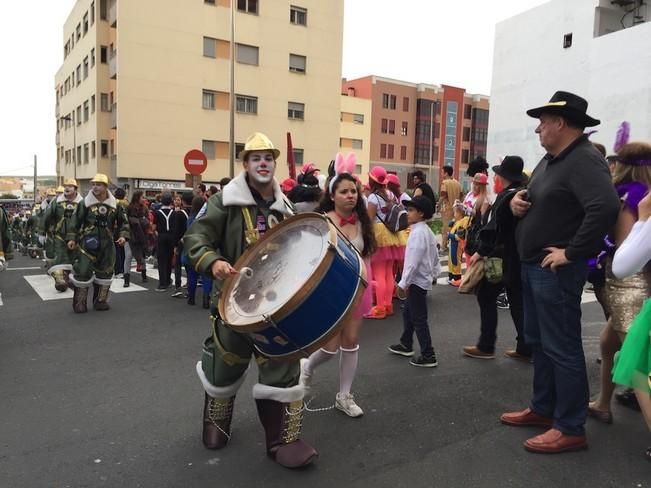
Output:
(40, 194), (84, 241)
(0, 207), (14, 260)
(66, 191), (130, 243)
(184, 172), (294, 293)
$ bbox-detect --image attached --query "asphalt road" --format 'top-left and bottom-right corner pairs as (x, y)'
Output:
(1, 254), (649, 488)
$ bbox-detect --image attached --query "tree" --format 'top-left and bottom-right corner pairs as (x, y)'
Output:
(0, 193), (19, 199)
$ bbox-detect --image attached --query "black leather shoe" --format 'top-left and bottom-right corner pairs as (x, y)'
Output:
(615, 388), (640, 411)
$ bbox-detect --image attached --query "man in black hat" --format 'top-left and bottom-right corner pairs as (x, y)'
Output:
(501, 91), (619, 454)
(463, 156), (531, 362)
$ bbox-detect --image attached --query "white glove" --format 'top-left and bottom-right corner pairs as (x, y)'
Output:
(38, 235), (46, 245)
(0, 257), (6, 272)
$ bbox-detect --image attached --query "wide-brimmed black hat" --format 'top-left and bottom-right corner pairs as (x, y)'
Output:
(492, 156), (525, 183)
(404, 195), (434, 219)
(526, 91), (600, 128)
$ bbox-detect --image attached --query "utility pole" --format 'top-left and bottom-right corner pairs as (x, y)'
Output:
(228, 0), (235, 178)
(33, 154), (37, 204)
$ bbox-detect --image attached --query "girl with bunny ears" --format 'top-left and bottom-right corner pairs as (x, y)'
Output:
(300, 152), (376, 418)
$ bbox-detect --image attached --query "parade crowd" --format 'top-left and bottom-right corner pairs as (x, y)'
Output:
(0, 90), (650, 468)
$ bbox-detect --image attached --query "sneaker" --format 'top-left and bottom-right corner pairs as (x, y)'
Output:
(462, 346), (495, 359)
(335, 393), (364, 418)
(409, 355), (438, 368)
(496, 292), (510, 309)
(171, 288), (184, 298)
(449, 279), (461, 287)
(155, 286), (169, 292)
(388, 344), (414, 357)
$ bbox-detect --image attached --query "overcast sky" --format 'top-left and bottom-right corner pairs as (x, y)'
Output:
(0, 0), (548, 176)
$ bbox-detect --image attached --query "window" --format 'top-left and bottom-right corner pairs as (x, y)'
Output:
(100, 140), (109, 158)
(83, 13), (89, 35)
(293, 148), (304, 165)
(202, 140), (216, 159)
(352, 139), (363, 149)
(205, 0), (215, 3)
(100, 93), (110, 112)
(380, 144), (387, 158)
(100, 45), (108, 63)
(382, 93), (389, 109)
(83, 57), (89, 79)
(203, 36), (216, 58)
(289, 54), (306, 73)
(387, 144), (394, 159)
(90, 2), (95, 25)
(84, 143), (89, 164)
(100, 0), (107, 20)
(91, 48), (95, 67)
(202, 90), (216, 110)
(390, 95), (397, 110)
(381, 118), (388, 134)
(236, 95), (258, 114)
(76, 23), (81, 41)
(77, 146), (82, 164)
(236, 43), (259, 65)
(462, 149), (469, 164)
(464, 104), (472, 119)
(563, 33), (572, 49)
(388, 120), (395, 134)
(76, 106), (82, 125)
(288, 101), (305, 120)
(76, 65), (81, 85)
(401, 121), (408, 136)
(463, 127), (470, 141)
(237, 0), (258, 14)
(400, 145), (407, 160)
(83, 101), (89, 122)
(290, 5), (307, 25)
(71, 34), (74, 49)
(403, 97), (409, 112)
(91, 141), (96, 158)
(91, 95), (96, 113)
(353, 113), (364, 124)
(235, 143), (245, 160)
(110, 140), (115, 156)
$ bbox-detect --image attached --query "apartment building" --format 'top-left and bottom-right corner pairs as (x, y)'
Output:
(341, 76), (489, 191)
(338, 92), (372, 180)
(55, 0), (344, 192)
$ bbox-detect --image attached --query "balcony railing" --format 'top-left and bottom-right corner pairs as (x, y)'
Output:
(109, 53), (117, 79)
(110, 103), (117, 129)
(109, 0), (117, 27)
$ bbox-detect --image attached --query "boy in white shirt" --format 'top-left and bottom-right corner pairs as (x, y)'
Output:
(388, 196), (440, 367)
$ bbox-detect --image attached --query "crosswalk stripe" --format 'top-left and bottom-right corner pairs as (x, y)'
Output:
(24, 274), (146, 301)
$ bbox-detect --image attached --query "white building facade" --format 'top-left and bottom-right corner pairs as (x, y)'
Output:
(488, 0), (651, 168)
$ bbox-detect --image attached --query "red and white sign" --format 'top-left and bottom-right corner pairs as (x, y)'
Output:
(184, 149), (208, 175)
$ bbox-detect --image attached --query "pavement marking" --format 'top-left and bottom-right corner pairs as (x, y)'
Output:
(24, 274), (146, 301)
(138, 264), (187, 286)
(7, 266), (43, 271)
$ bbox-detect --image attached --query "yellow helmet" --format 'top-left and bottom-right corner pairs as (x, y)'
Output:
(238, 132), (280, 161)
(91, 173), (109, 185)
(47, 189), (57, 196)
(63, 178), (78, 187)
(56, 186), (64, 193)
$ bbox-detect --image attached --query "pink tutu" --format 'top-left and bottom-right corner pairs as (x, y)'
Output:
(371, 245), (405, 264)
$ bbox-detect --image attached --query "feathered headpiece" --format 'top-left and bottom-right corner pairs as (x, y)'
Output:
(328, 152), (357, 194)
(613, 121), (630, 153)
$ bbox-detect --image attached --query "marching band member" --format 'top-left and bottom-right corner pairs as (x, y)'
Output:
(184, 132), (317, 469)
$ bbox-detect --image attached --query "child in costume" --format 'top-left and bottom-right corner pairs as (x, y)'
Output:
(447, 201), (469, 286)
(300, 153), (376, 417)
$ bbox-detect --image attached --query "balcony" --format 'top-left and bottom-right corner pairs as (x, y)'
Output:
(55, 104), (60, 116)
(110, 103), (117, 129)
(109, 0), (117, 27)
(56, 132), (60, 145)
(109, 53), (117, 79)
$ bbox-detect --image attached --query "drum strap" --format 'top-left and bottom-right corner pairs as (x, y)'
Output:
(241, 207), (260, 246)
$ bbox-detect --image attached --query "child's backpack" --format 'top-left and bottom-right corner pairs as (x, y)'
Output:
(374, 192), (408, 232)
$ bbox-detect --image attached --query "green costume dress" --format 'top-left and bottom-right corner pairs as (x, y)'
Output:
(66, 191), (130, 312)
(613, 299), (651, 395)
(0, 207), (14, 267)
(40, 193), (83, 291)
(184, 171), (316, 465)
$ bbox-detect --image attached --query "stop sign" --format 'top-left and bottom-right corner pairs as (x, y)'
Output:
(184, 149), (208, 175)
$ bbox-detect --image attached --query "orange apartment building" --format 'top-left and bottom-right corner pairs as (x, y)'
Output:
(342, 76), (489, 192)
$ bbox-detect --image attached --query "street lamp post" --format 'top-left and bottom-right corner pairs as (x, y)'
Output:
(61, 115), (77, 180)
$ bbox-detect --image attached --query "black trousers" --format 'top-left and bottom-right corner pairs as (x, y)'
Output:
(400, 285), (435, 357)
(156, 233), (176, 288)
(476, 278), (531, 356)
(174, 242), (183, 288)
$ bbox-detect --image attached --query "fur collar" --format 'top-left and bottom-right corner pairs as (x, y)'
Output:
(57, 193), (83, 204)
(222, 171), (293, 216)
(85, 190), (116, 209)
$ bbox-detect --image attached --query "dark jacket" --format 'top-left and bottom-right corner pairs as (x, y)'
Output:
(515, 135), (619, 264)
(477, 184), (522, 285)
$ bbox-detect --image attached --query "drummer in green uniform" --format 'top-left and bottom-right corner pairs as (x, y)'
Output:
(41, 178), (83, 291)
(66, 173), (130, 313)
(184, 132), (317, 469)
(0, 205), (13, 272)
(25, 205), (43, 258)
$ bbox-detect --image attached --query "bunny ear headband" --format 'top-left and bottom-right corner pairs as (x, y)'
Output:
(328, 152), (358, 194)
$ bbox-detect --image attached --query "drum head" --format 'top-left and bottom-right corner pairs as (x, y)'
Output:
(220, 214), (334, 327)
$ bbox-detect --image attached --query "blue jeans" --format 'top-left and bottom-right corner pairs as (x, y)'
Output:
(521, 261), (588, 436)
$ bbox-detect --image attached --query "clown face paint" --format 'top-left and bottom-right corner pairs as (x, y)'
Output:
(245, 151), (276, 185)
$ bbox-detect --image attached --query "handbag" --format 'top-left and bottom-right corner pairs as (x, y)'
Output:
(484, 257), (503, 284)
(458, 258), (485, 294)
